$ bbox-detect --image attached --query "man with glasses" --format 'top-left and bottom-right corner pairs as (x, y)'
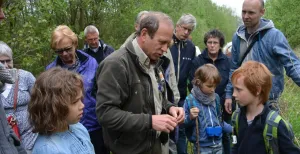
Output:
(169, 13), (196, 154)
(83, 25), (114, 64)
(189, 29), (231, 154)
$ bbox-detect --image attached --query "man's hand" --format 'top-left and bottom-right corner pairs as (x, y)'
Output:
(190, 107), (199, 120)
(152, 115), (177, 133)
(169, 106), (185, 124)
(225, 98), (232, 114)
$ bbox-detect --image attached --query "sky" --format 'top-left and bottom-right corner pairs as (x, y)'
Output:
(211, 0), (244, 17)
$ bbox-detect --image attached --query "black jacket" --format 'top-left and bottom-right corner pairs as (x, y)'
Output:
(96, 40), (174, 154)
(232, 105), (300, 154)
(169, 34), (195, 101)
(83, 40), (114, 64)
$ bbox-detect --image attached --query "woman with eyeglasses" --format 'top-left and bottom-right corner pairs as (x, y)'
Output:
(0, 41), (37, 153)
(46, 25), (101, 153)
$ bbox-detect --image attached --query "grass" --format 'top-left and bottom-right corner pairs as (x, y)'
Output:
(279, 76), (300, 146)
(280, 47), (300, 146)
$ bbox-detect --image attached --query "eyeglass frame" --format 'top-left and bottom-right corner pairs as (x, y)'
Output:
(206, 41), (220, 45)
(179, 25), (193, 33)
(54, 46), (74, 55)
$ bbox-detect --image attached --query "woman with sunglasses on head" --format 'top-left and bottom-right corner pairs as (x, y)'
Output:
(46, 25), (101, 153)
(0, 41), (38, 154)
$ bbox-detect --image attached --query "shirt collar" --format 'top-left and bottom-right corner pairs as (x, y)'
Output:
(132, 38), (150, 68)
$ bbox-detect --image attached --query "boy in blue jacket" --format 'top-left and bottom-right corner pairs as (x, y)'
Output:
(184, 64), (232, 154)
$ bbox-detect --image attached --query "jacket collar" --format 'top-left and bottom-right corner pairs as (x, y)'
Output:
(201, 48), (227, 61)
(172, 34), (187, 48)
(55, 50), (88, 66)
(124, 39), (164, 72)
(83, 40), (104, 50)
(240, 103), (271, 124)
(236, 18), (274, 40)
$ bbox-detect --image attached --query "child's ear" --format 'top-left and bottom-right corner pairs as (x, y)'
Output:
(195, 79), (201, 86)
(256, 86), (262, 96)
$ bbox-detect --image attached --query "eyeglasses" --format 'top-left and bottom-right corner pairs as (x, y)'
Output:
(87, 37), (99, 42)
(207, 41), (219, 45)
(179, 25), (193, 33)
(0, 59), (12, 64)
(54, 46), (73, 55)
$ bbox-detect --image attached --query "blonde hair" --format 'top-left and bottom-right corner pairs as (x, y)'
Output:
(193, 64), (221, 86)
(51, 25), (78, 50)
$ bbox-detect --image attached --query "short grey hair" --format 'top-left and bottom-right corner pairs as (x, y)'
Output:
(135, 10), (149, 24)
(176, 14), (197, 30)
(136, 11), (173, 39)
(0, 41), (13, 59)
(84, 25), (99, 37)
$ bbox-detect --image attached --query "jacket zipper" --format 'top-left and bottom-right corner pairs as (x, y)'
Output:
(208, 107), (216, 145)
(177, 44), (181, 83)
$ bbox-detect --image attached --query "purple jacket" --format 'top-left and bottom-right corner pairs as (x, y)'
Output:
(46, 50), (100, 132)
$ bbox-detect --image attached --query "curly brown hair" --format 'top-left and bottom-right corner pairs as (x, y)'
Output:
(28, 67), (83, 135)
(204, 29), (225, 48)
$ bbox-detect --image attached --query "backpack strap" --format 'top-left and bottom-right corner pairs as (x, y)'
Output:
(238, 29), (270, 66)
(185, 94), (197, 143)
(264, 110), (281, 154)
(263, 110), (295, 154)
(215, 94), (222, 121)
(187, 94), (197, 108)
(232, 108), (240, 135)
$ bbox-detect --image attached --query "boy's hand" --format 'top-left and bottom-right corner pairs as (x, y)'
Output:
(189, 107), (199, 120)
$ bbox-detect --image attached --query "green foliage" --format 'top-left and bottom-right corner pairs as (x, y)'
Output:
(279, 76), (300, 146)
(265, 0), (300, 48)
(0, 0), (239, 76)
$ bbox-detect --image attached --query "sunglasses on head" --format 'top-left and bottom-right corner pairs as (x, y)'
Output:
(54, 46), (73, 54)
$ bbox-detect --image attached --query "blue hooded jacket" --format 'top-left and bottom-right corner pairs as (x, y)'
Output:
(226, 18), (300, 100)
(46, 50), (100, 132)
(184, 93), (232, 147)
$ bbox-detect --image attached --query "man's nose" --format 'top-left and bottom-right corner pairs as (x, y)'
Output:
(184, 30), (190, 35)
(161, 44), (168, 52)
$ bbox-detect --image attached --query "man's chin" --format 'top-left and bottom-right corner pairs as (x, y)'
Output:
(90, 46), (98, 49)
(181, 36), (188, 41)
